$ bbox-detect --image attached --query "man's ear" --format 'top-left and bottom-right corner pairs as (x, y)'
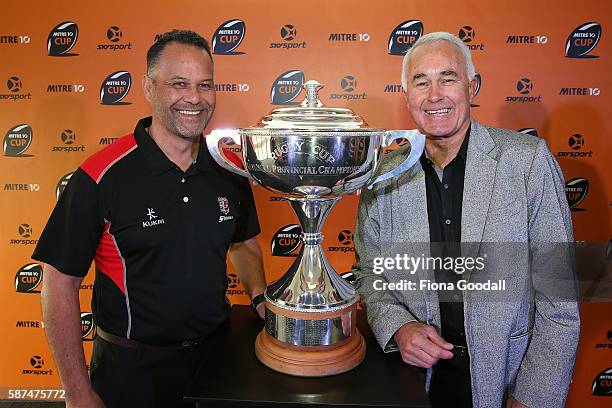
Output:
(143, 74), (153, 103)
(468, 77), (477, 102)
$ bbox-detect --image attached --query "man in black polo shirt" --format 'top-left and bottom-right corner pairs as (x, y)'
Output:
(32, 30), (266, 408)
(353, 32), (578, 408)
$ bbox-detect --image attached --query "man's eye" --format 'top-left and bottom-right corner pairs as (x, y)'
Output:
(415, 82), (428, 88)
(171, 82), (187, 88)
(442, 78), (457, 84)
(199, 83), (213, 90)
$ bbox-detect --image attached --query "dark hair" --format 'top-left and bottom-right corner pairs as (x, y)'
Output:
(146, 29), (212, 75)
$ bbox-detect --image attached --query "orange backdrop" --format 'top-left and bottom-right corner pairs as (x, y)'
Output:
(1, 0), (610, 405)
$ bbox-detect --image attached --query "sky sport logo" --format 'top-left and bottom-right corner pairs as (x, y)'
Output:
(329, 75), (367, 101)
(226, 273), (247, 296)
(0, 76), (32, 100)
(81, 312), (96, 341)
(97, 26), (132, 51)
(100, 71), (132, 105)
(565, 22), (601, 58)
(270, 70), (304, 105)
(212, 19), (246, 55)
(23, 355), (53, 376)
(505, 78), (542, 103)
(47, 21), (79, 56)
(51, 129), (85, 152)
(327, 229), (355, 253)
(557, 134), (593, 159)
(458, 25), (484, 51)
(565, 178), (589, 211)
(271, 224), (302, 257)
(3, 124), (33, 157)
(388, 20), (423, 55)
(594, 329), (612, 349)
(270, 24), (307, 49)
(9, 223), (38, 245)
(15, 263), (43, 293)
(56, 172), (73, 200)
(592, 367), (612, 396)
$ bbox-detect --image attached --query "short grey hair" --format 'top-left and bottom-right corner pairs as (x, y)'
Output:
(401, 32), (476, 91)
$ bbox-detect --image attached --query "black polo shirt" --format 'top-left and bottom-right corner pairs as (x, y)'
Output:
(33, 117), (260, 345)
(420, 129), (470, 347)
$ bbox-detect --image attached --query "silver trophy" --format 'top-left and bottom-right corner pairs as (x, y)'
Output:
(206, 80), (424, 376)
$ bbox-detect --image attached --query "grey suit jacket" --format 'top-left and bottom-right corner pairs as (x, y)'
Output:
(352, 120), (580, 408)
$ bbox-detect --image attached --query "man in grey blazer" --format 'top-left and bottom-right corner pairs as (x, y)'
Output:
(353, 32), (579, 408)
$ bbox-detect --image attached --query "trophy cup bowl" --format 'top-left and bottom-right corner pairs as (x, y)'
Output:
(206, 80), (425, 376)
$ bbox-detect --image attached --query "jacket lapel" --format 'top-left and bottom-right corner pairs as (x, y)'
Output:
(462, 121), (497, 246)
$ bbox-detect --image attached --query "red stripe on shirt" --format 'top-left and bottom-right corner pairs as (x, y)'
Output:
(81, 134), (137, 183)
(94, 220), (126, 294)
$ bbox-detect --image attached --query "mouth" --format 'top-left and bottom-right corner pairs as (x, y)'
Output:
(176, 109), (206, 117)
(424, 108), (452, 116)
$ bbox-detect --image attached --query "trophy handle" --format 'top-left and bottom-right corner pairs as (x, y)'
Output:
(367, 130), (425, 189)
(205, 129), (250, 178)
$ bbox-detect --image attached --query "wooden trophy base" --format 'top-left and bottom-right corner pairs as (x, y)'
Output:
(254, 303), (366, 377)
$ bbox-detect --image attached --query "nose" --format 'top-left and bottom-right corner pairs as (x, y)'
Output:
(182, 85), (201, 104)
(427, 82), (443, 103)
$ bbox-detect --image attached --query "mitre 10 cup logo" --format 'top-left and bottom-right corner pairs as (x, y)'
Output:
(470, 73), (482, 107)
(565, 178), (589, 211)
(15, 263), (43, 293)
(270, 70), (304, 105)
(56, 172), (74, 199)
(565, 22), (601, 58)
(388, 20), (423, 55)
(592, 367), (612, 396)
(1, 76), (32, 100)
(212, 19), (246, 55)
(270, 24), (307, 49)
(81, 312), (95, 341)
(458, 26), (485, 51)
(271, 224), (302, 256)
(0, 34), (30, 44)
(327, 229), (355, 252)
(557, 134), (593, 159)
(226, 273), (247, 296)
(100, 71), (132, 105)
(3, 124), (33, 157)
(47, 21), (79, 56)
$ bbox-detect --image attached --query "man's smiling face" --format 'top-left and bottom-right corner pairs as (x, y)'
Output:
(404, 40), (475, 140)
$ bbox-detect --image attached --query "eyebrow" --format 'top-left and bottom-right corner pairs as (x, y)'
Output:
(440, 70), (459, 77)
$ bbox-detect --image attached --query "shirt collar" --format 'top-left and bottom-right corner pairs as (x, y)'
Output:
(420, 124), (471, 165)
(134, 117), (214, 175)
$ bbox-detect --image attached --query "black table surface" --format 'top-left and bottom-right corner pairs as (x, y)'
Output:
(185, 305), (430, 408)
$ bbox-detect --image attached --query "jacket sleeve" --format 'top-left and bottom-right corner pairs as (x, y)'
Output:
(352, 182), (418, 352)
(512, 138), (580, 408)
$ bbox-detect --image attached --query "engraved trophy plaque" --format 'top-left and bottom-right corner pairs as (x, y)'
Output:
(206, 80), (425, 376)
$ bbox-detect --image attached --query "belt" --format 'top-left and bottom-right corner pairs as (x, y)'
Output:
(96, 328), (206, 351)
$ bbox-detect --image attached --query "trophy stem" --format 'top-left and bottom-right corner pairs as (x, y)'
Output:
(287, 196), (339, 240)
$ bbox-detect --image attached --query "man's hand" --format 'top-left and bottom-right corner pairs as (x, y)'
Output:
(394, 322), (454, 368)
(66, 388), (106, 408)
(506, 395), (528, 408)
(255, 301), (265, 319)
